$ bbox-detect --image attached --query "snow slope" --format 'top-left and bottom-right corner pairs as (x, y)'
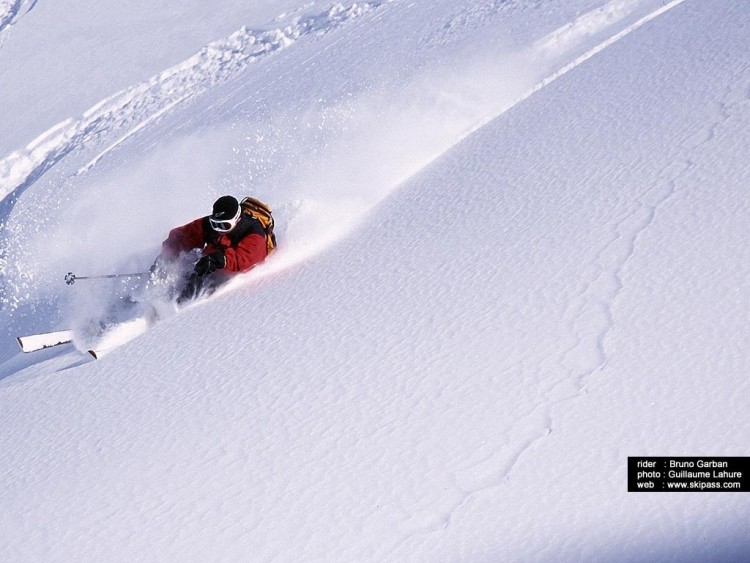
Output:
(1, 0), (749, 561)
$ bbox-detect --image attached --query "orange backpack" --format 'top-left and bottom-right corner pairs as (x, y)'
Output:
(240, 196), (277, 255)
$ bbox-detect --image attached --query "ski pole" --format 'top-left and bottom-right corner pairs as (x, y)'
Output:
(65, 271), (150, 285)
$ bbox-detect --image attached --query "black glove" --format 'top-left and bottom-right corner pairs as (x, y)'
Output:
(194, 252), (226, 277)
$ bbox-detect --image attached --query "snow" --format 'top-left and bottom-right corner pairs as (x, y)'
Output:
(1, 0), (749, 561)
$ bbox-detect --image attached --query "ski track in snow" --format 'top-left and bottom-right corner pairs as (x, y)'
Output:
(0, 0), (393, 207)
(0, 0), (677, 217)
(541, 81), (749, 408)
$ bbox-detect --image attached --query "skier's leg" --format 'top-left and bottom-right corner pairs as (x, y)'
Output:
(176, 273), (203, 304)
(176, 271), (230, 304)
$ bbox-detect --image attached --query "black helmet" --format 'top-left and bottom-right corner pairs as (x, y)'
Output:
(209, 196), (241, 232)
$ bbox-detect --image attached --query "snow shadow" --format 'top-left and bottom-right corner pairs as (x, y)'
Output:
(476, 521), (750, 562)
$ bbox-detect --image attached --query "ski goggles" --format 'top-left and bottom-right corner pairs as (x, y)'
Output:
(209, 207), (241, 232)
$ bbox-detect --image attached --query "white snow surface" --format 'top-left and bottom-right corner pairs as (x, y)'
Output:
(1, 0), (749, 560)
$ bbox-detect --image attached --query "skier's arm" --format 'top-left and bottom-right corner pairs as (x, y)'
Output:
(161, 218), (206, 257)
(223, 233), (267, 272)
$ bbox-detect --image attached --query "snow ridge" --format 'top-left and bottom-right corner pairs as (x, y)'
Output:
(0, 0), (37, 45)
(0, 0), (21, 37)
(0, 1), (392, 205)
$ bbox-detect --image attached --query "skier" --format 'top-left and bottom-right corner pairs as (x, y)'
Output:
(152, 195), (269, 302)
(19, 195), (272, 356)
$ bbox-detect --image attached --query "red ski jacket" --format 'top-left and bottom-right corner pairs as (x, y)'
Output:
(161, 214), (267, 273)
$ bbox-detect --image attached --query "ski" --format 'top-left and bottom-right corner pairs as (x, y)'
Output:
(85, 312), (161, 360)
(17, 330), (74, 353)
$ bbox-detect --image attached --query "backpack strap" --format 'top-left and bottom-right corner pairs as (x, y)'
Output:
(228, 214), (266, 247)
